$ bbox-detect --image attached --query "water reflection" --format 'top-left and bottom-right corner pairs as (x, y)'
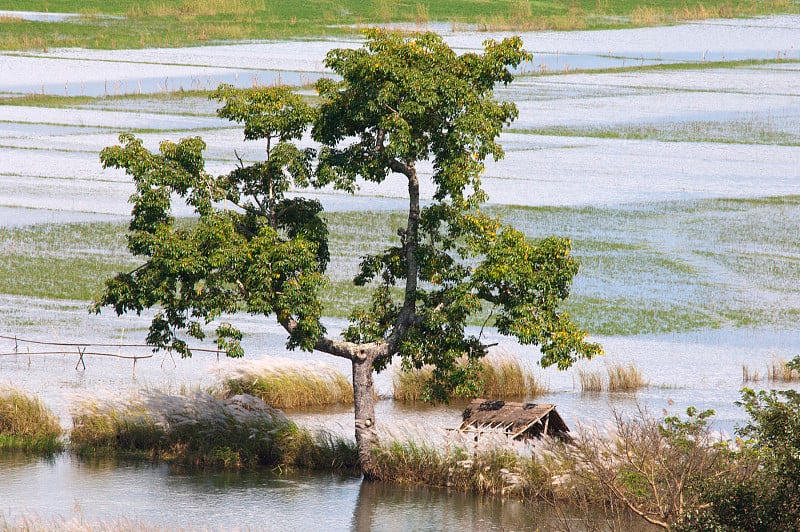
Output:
(0, 455), (570, 530)
(352, 481), (537, 531)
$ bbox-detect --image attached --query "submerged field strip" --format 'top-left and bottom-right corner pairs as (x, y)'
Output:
(2, 197), (798, 333)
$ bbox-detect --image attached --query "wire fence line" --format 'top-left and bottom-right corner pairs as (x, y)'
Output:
(0, 333), (224, 373)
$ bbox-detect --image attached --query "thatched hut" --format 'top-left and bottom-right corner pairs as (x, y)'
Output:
(459, 399), (571, 441)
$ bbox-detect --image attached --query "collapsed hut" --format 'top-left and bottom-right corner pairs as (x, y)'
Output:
(459, 399), (571, 441)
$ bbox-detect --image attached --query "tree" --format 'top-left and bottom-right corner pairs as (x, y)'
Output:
(95, 29), (602, 478)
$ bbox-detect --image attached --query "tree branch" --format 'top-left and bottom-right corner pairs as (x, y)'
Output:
(276, 315), (389, 363)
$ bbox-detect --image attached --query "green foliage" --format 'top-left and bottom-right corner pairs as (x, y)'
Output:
(737, 389), (800, 483)
(315, 30), (600, 399)
(96, 86), (328, 357)
(674, 389), (800, 531)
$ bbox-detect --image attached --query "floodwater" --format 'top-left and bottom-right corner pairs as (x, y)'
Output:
(1, 15), (800, 529)
(1, 454), (555, 531)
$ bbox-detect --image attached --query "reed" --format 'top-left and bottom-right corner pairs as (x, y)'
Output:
(577, 368), (605, 392)
(577, 363), (648, 392)
(218, 358), (354, 409)
(1, 514), (167, 531)
(742, 364), (761, 383)
(392, 355), (547, 402)
(607, 363), (648, 392)
(0, 388), (63, 454)
(69, 390), (357, 469)
(766, 357), (800, 382)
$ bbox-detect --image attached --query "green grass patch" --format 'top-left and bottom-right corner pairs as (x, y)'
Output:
(0, 221), (139, 300)
(218, 359), (354, 409)
(494, 198), (800, 335)
(513, 118), (800, 146)
(0, 254), (138, 301)
(70, 390), (359, 470)
(393, 355), (547, 402)
(1, 0), (798, 51)
(0, 388), (63, 454)
(521, 57), (800, 78)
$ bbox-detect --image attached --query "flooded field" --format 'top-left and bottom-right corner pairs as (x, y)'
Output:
(1, 15), (799, 529)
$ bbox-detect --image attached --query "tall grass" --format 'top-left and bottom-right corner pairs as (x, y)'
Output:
(577, 368), (605, 392)
(607, 363), (648, 391)
(743, 357), (800, 383)
(767, 357), (800, 382)
(392, 355), (547, 402)
(0, 388), (63, 454)
(368, 424), (562, 502)
(70, 390), (358, 469)
(742, 364), (761, 383)
(218, 358), (354, 409)
(577, 363), (648, 392)
(1, 514), (167, 531)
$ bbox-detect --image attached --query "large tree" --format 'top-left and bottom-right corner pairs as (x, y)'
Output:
(96, 29), (601, 478)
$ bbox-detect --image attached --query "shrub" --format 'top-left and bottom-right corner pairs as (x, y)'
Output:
(569, 406), (730, 530)
(677, 389), (800, 531)
(70, 390), (358, 470)
(0, 388), (63, 454)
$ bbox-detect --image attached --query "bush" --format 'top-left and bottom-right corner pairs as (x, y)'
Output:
(70, 390), (358, 470)
(676, 388), (800, 531)
(0, 388), (63, 454)
(569, 406), (731, 530)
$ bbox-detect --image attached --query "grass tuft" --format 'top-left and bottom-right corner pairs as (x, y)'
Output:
(392, 355), (547, 402)
(577, 368), (605, 392)
(218, 358), (354, 409)
(578, 363), (648, 392)
(607, 363), (648, 392)
(0, 388), (63, 454)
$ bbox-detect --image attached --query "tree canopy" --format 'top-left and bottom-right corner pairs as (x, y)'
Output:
(96, 29), (602, 477)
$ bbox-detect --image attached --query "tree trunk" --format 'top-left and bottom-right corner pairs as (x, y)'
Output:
(352, 354), (379, 479)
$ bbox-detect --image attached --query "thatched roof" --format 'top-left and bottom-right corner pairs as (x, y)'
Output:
(459, 399), (570, 440)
